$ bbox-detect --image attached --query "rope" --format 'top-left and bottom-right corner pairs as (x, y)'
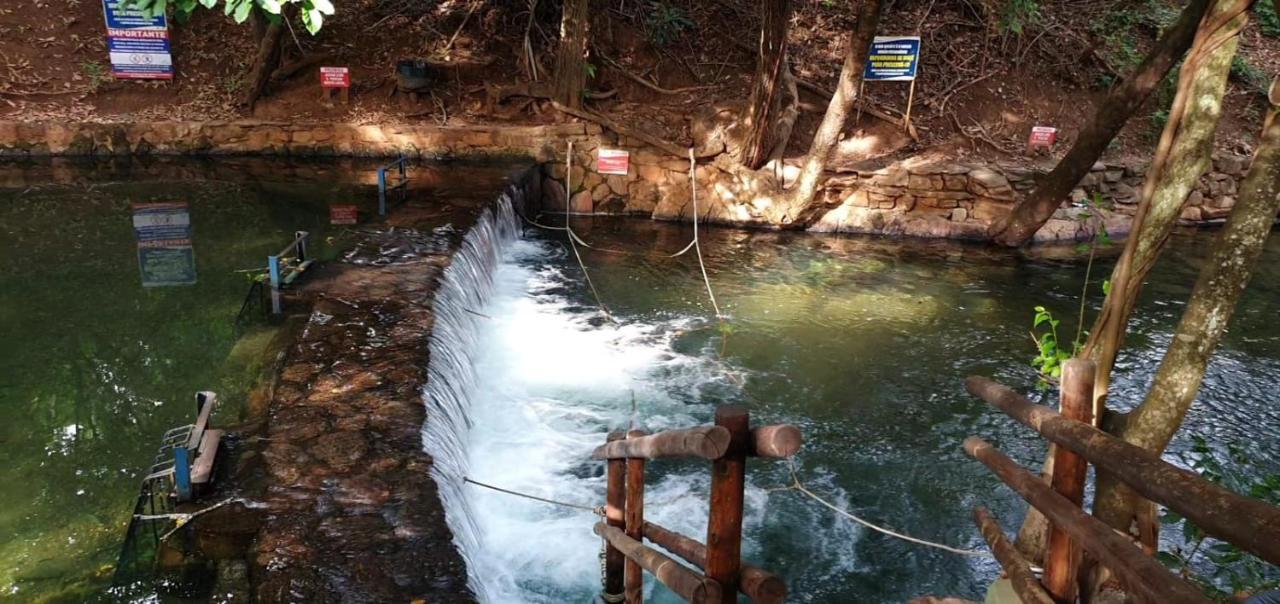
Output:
(464, 477), (602, 513)
(687, 148), (723, 319)
(770, 461), (991, 558)
(565, 141), (617, 324)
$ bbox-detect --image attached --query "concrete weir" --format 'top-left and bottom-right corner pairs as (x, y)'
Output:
(248, 163), (539, 603)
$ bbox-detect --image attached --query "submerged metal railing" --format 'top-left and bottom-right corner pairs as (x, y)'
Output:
(377, 155), (409, 216)
(267, 231), (311, 314)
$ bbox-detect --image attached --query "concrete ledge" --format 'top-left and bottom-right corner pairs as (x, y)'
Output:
(0, 120), (589, 159)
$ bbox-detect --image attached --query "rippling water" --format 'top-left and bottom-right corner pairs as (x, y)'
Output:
(458, 218), (1280, 603)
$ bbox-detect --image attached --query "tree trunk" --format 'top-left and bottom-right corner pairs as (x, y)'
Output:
(242, 11), (285, 109)
(554, 0), (590, 109)
(766, 0), (882, 226)
(740, 0), (793, 170)
(1016, 0), (1250, 563)
(1093, 71), (1279, 538)
(1083, 0), (1252, 417)
(987, 0), (1211, 247)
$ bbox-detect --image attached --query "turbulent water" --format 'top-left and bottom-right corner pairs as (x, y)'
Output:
(424, 213), (1280, 603)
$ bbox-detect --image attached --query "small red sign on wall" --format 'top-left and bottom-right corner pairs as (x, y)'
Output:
(320, 66), (350, 88)
(330, 204), (358, 225)
(1028, 126), (1058, 148)
(597, 149), (630, 175)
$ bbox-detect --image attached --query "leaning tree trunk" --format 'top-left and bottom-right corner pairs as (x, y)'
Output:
(987, 0), (1211, 247)
(1092, 76), (1280, 544)
(553, 0), (590, 109)
(1014, 0), (1251, 562)
(242, 10), (285, 109)
(739, 0), (793, 170)
(766, 0), (882, 226)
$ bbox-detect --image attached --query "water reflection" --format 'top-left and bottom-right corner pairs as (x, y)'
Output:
(132, 201), (197, 287)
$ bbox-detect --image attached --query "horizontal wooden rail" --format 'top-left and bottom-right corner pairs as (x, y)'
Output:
(967, 375), (1280, 566)
(593, 426), (730, 460)
(972, 507), (1054, 604)
(594, 523), (723, 604)
(642, 521), (786, 604)
(964, 437), (1210, 604)
(749, 424), (803, 459)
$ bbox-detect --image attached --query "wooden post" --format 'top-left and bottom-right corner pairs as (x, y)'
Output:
(643, 521), (787, 604)
(594, 523), (723, 604)
(972, 507), (1055, 604)
(903, 77), (918, 131)
(625, 429), (646, 604)
(964, 437), (1211, 604)
(1043, 359), (1094, 603)
(705, 405), (748, 603)
(604, 431), (626, 602)
(966, 375), (1280, 566)
(592, 426), (731, 460)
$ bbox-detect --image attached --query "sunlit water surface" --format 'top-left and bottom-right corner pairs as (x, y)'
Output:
(457, 218), (1280, 603)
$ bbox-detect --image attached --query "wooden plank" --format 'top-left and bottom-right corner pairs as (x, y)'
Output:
(972, 507), (1055, 604)
(642, 521), (786, 604)
(1044, 359), (1094, 602)
(604, 431), (626, 601)
(749, 424), (802, 459)
(594, 523), (723, 604)
(966, 375), (1280, 566)
(191, 429), (223, 485)
(964, 437), (1210, 604)
(592, 426), (731, 460)
(706, 406), (748, 604)
(625, 430), (646, 604)
(186, 392), (218, 450)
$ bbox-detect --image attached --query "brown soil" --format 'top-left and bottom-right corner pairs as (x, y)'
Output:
(1, 0), (1274, 168)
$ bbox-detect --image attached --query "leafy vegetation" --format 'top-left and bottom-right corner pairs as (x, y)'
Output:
(123, 0), (335, 33)
(1029, 194), (1112, 386)
(645, 1), (695, 46)
(1255, 0), (1280, 38)
(1158, 435), (1280, 598)
(1000, 0), (1041, 35)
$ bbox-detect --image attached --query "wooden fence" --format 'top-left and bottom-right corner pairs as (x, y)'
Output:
(592, 405), (802, 604)
(964, 359), (1280, 604)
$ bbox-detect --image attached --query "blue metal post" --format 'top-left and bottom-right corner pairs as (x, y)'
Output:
(268, 255), (283, 314)
(378, 168), (388, 215)
(175, 447), (192, 502)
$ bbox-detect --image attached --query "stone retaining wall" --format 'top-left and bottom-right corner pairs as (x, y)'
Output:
(0, 120), (591, 158)
(0, 119), (1250, 242)
(537, 137), (1252, 243)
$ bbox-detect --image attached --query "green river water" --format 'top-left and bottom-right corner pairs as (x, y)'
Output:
(1, 160), (1277, 603)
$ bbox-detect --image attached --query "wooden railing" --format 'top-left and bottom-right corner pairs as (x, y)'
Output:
(593, 405), (802, 604)
(964, 359), (1280, 604)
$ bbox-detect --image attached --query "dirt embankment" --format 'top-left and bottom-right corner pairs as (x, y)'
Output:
(2, 0), (1275, 170)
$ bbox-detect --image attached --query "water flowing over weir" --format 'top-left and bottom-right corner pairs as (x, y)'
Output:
(422, 186), (523, 602)
(420, 188), (862, 602)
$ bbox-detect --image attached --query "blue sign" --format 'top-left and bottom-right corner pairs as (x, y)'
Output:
(133, 202), (196, 286)
(864, 36), (921, 82)
(101, 0), (173, 79)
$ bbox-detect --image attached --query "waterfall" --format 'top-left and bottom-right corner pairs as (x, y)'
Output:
(422, 181), (523, 602)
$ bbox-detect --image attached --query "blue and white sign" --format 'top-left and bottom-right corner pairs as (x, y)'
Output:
(102, 0), (173, 80)
(864, 36), (921, 82)
(133, 202), (196, 286)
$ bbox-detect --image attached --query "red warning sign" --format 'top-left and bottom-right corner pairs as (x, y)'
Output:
(597, 149), (630, 175)
(330, 204), (358, 225)
(320, 66), (350, 88)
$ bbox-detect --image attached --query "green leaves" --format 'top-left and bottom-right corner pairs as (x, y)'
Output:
(121, 0), (335, 33)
